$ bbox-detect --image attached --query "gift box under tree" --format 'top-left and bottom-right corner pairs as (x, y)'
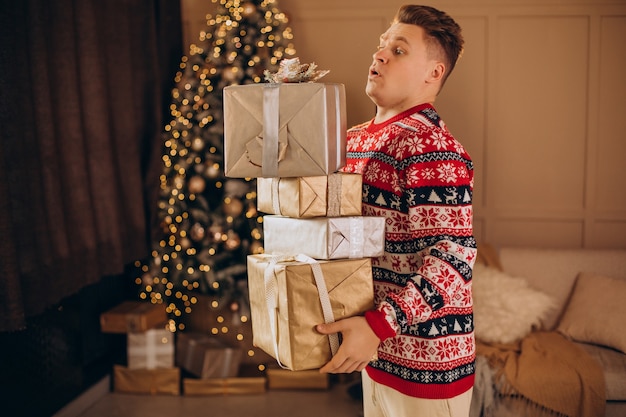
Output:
(127, 328), (175, 370)
(113, 365), (181, 396)
(100, 300), (167, 333)
(266, 366), (330, 390)
(175, 332), (243, 379)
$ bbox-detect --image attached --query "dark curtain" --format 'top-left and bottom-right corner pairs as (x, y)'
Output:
(0, 0), (182, 331)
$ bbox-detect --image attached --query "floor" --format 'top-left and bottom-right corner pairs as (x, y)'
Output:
(56, 377), (364, 417)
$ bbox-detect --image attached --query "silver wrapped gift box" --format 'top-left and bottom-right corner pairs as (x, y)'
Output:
(127, 328), (175, 370)
(223, 83), (346, 178)
(175, 332), (242, 379)
(263, 215), (385, 260)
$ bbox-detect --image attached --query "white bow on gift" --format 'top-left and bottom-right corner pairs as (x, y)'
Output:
(263, 57), (330, 84)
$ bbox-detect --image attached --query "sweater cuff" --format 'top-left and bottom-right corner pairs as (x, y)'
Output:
(365, 310), (396, 341)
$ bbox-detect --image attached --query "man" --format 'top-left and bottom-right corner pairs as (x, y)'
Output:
(317, 5), (476, 417)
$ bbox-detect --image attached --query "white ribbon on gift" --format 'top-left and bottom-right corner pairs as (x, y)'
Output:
(264, 254), (340, 369)
(128, 330), (173, 370)
(348, 217), (365, 258)
(262, 84), (281, 177)
(270, 178), (282, 215)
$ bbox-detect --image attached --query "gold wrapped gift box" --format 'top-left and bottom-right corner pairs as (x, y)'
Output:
(223, 83), (346, 178)
(100, 301), (167, 334)
(263, 215), (386, 260)
(127, 328), (175, 370)
(113, 365), (180, 396)
(183, 377), (267, 396)
(247, 255), (374, 371)
(175, 332), (243, 379)
(256, 173), (362, 218)
(266, 368), (329, 390)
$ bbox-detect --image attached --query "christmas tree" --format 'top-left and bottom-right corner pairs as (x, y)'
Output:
(135, 0), (296, 334)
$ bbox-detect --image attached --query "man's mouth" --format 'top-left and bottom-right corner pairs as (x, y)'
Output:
(369, 67), (380, 77)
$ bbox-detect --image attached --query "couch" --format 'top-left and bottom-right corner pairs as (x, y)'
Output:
(471, 246), (626, 417)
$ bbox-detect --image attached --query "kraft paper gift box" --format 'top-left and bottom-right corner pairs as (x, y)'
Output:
(247, 254), (374, 371)
(266, 367), (330, 390)
(180, 293), (275, 366)
(100, 301), (168, 333)
(223, 83), (347, 178)
(113, 365), (180, 395)
(183, 377), (267, 396)
(175, 332), (243, 378)
(256, 173), (362, 218)
(127, 328), (175, 370)
(263, 215), (385, 260)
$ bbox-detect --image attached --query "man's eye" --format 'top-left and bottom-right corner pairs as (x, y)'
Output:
(394, 48), (404, 55)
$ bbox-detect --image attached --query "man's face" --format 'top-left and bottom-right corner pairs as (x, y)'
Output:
(366, 23), (441, 113)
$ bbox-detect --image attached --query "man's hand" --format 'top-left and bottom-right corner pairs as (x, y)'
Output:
(317, 316), (380, 374)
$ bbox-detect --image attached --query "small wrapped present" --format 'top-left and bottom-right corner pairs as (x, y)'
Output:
(175, 332), (242, 379)
(128, 328), (175, 370)
(113, 365), (180, 395)
(223, 82), (347, 178)
(263, 215), (385, 260)
(266, 368), (330, 390)
(183, 377), (267, 396)
(100, 301), (167, 333)
(180, 294), (274, 366)
(247, 254), (374, 371)
(256, 173), (362, 218)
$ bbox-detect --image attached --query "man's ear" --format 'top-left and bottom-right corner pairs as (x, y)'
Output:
(428, 61), (446, 83)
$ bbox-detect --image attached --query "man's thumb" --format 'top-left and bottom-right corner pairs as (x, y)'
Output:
(316, 321), (340, 334)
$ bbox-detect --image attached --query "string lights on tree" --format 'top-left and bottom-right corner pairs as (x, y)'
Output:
(135, 0), (296, 334)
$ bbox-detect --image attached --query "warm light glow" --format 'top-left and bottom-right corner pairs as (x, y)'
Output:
(134, 0), (296, 359)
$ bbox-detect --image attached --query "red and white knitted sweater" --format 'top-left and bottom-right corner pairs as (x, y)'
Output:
(342, 103), (476, 399)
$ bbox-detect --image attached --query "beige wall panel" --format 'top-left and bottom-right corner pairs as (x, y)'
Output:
(179, 0), (626, 249)
(473, 218), (486, 244)
(490, 16), (589, 212)
(595, 16), (626, 212)
(587, 221), (626, 248)
(491, 219), (583, 248)
(281, 0), (624, 12)
(289, 16), (384, 127)
(436, 17), (488, 212)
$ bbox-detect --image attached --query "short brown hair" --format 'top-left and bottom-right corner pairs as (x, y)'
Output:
(394, 5), (464, 86)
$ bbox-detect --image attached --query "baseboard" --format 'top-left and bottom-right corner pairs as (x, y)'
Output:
(52, 375), (110, 417)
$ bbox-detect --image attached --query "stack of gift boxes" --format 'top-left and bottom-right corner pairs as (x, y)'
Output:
(100, 301), (181, 395)
(101, 59), (384, 395)
(101, 300), (268, 396)
(222, 59), (385, 386)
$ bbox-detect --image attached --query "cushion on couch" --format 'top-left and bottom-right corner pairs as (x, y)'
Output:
(472, 263), (556, 344)
(498, 248), (626, 330)
(557, 272), (626, 355)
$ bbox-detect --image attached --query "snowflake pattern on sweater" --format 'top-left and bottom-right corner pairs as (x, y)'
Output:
(342, 103), (476, 399)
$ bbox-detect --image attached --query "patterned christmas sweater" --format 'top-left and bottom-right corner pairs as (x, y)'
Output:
(341, 103), (476, 399)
